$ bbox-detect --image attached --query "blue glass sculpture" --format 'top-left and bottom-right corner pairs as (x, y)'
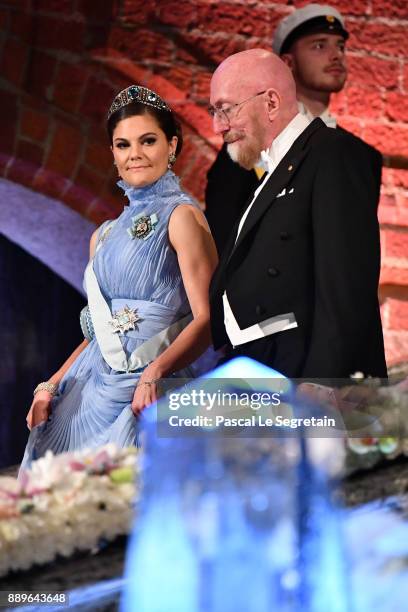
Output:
(122, 357), (349, 612)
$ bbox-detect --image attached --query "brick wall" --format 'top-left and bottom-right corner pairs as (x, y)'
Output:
(0, 0), (407, 366)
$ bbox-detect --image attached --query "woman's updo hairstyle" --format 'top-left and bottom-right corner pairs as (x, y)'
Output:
(107, 85), (183, 156)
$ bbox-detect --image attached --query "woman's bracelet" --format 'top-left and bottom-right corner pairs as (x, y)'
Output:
(33, 382), (58, 397)
(137, 379), (159, 387)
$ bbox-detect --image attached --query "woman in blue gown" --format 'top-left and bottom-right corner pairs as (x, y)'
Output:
(22, 85), (218, 464)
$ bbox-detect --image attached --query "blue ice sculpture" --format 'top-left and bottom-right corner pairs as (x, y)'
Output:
(122, 357), (349, 612)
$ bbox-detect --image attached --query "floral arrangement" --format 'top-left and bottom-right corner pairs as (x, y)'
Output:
(341, 375), (408, 475)
(0, 444), (139, 577)
(293, 374), (408, 476)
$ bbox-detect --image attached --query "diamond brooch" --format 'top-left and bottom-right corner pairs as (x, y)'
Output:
(109, 306), (141, 334)
(127, 212), (158, 240)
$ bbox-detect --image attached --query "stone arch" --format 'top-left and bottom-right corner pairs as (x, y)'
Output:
(0, 177), (94, 292)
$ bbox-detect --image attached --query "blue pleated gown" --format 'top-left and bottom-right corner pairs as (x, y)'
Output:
(21, 171), (197, 467)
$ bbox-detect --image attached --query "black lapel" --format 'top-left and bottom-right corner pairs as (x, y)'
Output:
(230, 118), (325, 257)
(219, 171), (270, 261)
(210, 170), (271, 297)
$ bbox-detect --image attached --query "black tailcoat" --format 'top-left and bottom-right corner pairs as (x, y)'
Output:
(210, 119), (387, 378)
(205, 126), (382, 252)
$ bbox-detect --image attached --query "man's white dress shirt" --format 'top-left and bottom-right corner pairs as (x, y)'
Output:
(298, 100), (337, 128)
(223, 112), (311, 347)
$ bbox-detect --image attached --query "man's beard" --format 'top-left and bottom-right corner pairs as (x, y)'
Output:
(301, 68), (346, 94)
(226, 133), (262, 170)
(293, 61), (347, 94)
(316, 74), (346, 93)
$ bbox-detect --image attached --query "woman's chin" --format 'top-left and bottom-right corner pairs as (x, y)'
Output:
(123, 169), (165, 188)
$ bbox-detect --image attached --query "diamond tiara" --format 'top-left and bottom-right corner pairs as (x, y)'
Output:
(107, 85), (171, 119)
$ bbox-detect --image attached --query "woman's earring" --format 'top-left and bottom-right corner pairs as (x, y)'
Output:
(168, 152), (176, 169)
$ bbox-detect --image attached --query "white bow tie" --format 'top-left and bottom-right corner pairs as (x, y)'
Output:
(258, 149), (276, 174)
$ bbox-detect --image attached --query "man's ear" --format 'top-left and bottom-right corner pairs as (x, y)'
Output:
(265, 89), (280, 121)
(280, 53), (294, 70)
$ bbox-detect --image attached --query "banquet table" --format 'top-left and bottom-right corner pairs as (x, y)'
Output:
(1, 458), (408, 611)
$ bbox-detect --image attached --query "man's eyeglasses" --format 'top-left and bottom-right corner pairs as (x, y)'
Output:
(208, 91), (267, 124)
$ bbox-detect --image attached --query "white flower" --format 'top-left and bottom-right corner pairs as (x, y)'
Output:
(0, 444), (140, 577)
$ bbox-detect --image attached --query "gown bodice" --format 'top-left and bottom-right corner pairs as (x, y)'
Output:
(92, 170), (197, 316)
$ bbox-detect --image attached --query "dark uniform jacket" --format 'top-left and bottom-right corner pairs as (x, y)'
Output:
(209, 119), (387, 378)
(205, 144), (259, 255)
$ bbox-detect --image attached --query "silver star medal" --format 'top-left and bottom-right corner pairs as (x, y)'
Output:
(109, 305), (141, 334)
(128, 212), (158, 240)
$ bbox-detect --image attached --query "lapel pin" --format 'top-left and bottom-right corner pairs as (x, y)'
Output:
(288, 164), (293, 171)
